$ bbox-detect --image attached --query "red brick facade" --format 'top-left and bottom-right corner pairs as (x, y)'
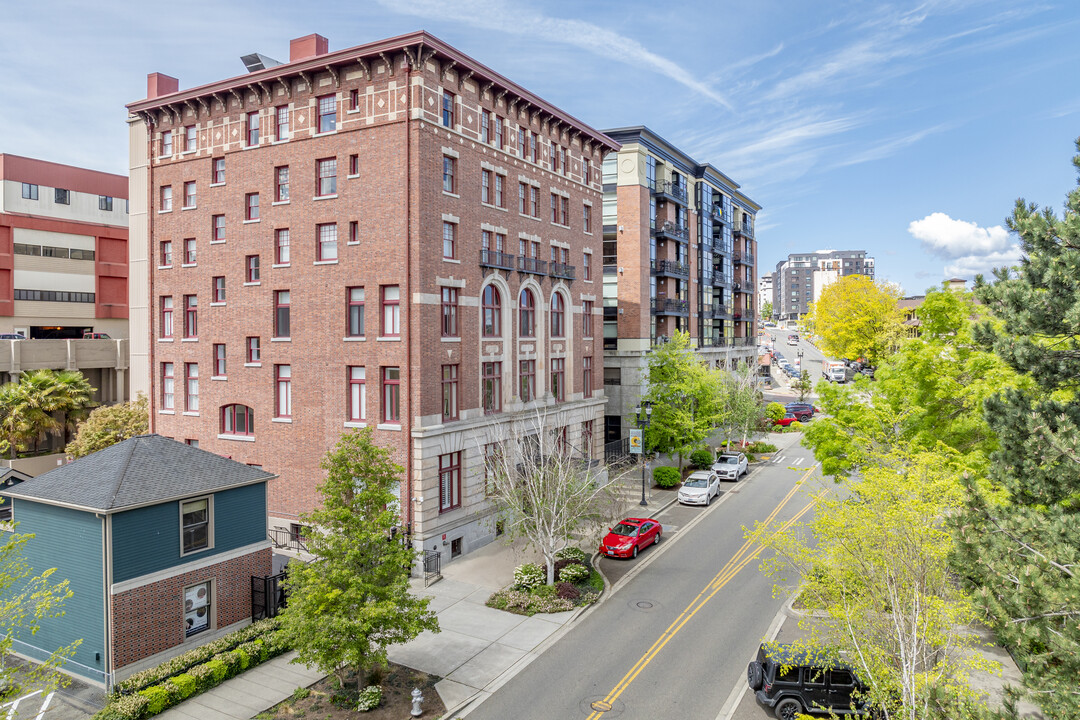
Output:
(110, 548), (271, 669)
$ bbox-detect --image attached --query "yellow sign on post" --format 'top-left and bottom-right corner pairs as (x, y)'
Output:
(629, 429), (643, 454)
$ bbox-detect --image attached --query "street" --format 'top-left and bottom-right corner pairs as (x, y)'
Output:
(464, 430), (824, 720)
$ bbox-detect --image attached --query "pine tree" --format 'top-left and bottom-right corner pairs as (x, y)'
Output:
(952, 142), (1080, 720)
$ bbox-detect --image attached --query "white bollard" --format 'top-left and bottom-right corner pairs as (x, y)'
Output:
(411, 687), (424, 717)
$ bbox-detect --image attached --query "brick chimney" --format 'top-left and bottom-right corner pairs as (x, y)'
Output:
(290, 34), (329, 62)
(147, 73), (179, 100)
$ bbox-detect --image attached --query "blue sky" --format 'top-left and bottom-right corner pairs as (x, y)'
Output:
(3, 0), (1078, 294)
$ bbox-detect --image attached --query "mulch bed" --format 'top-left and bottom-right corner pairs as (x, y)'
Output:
(257, 662), (446, 720)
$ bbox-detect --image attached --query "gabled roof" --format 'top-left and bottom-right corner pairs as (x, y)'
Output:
(0, 435), (275, 513)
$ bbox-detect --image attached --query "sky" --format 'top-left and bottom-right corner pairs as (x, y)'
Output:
(2, 0), (1079, 295)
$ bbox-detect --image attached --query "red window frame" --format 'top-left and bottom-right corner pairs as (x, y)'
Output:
(317, 95), (336, 133)
(185, 362), (199, 412)
(246, 255), (260, 283)
(349, 154), (359, 175)
(184, 238), (196, 264)
(161, 130), (173, 156)
(316, 157), (337, 197)
(275, 229), (289, 264)
(482, 285), (501, 337)
(212, 157), (225, 183)
(482, 361), (502, 414)
(439, 451), (461, 512)
(583, 252), (592, 280)
(583, 300), (594, 337)
(246, 336), (260, 363)
(160, 240), (172, 267)
(316, 223), (338, 261)
(213, 343), (226, 376)
(551, 358), (566, 402)
(275, 105), (289, 141)
(441, 287), (459, 337)
(160, 185), (172, 212)
(221, 404), (254, 437)
(161, 362), (174, 410)
(443, 156), (455, 193)
(185, 125), (197, 151)
(349, 221), (358, 243)
(583, 356), (593, 398)
(245, 192), (259, 220)
(583, 157), (591, 183)
(381, 285), (400, 337)
(161, 296), (173, 338)
(442, 222), (456, 259)
(275, 364), (292, 418)
(274, 290), (290, 338)
(551, 293), (565, 338)
(348, 366), (366, 421)
(212, 276), (225, 303)
(519, 288), (535, 337)
(212, 215), (225, 242)
(347, 287), (365, 337)
(382, 366), (400, 423)
(183, 181), (196, 208)
(583, 205), (592, 234)
(275, 166), (289, 202)
(519, 359), (535, 402)
(246, 111), (259, 147)
(183, 295), (197, 338)
(442, 364), (458, 420)
(349, 88), (359, 110)
(442, 91), (455, 128)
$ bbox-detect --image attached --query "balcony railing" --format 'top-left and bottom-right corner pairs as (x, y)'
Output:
(549, 262), (576, 280)
(479, 249), (516, 271)
(712, 271), (728, 285)
(654, 221), (689, 243)
(650, 298), (690, 315)
(652, 259), (690, 278)
(517, 256), (548, 275)
(711, 205), (729, 224)
(701, 336), (734, 348)
(701, 303), (730, 319)
(733, 252), (755, 266)
(734, 221), (755, 238)
(652, 180), (688, 205)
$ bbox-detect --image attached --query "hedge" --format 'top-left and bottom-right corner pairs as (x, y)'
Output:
(92, 620), (291, 720)
(653, 466), (680, 488)
(689, 449), (714, 469)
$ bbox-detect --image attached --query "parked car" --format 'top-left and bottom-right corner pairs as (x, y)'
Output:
(82, 331), (111, 339)
(860, 366), (876, 379)
(0, 333), (26, 340)
(785, 403), (816, 421)
(784, 364), (800, 378)
(599, 517), (662, 559)
(678, 471), (721, 506)
(774, 413), (801, 427)
(747, 642), (869, 719)
(712, 452), (748, 481)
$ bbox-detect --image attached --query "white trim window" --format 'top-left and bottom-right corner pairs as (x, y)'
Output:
(180, 497), (212, 555)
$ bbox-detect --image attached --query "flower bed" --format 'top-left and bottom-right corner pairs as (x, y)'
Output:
(487, 549), (603, 616)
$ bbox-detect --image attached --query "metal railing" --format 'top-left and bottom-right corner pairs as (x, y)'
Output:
(654, 221), (689, 242)
(733, 252), (755, 265)
(479, 248), (516, 271)
(652, 259), (690, 278)
(605, 437), (631, 466)
(252, 570), (288, 621)
(268, 527), (308, 553)
(734, 221), (755, 237)
(711, 205), (729, 223)
(423, 549), (442, 586)
(653, 180), (688, 204)
(651, 298), (690, 315)
(549, 262), (576, 280)
(702, 303), (730, 319)
(517, 256), (548, 275)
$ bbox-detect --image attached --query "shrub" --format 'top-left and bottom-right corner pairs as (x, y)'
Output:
(553, 558), (580, 578)
(555, 582), (581, 600)
(554, 546), (587, 564)
(356, 685), (382, 712)
(765, 402), (785, 422)
(533, 583), (557, 598)
(689, 449), (713, 469)
(513, 563), (545, 590)
(187, 663), (218, 694)
(486, 588), (576, 615)
(206, 658), (229, 684)
(169, 673), (196, 699)
(95, 693), (150, 720)
(784, 421), (803, 433)
(653, 466), (680, 488)
(138, 685), (172, 715)
(747, 441), (777, 453)
(557, 563), (589, 584)
(293, 687), (312, 702)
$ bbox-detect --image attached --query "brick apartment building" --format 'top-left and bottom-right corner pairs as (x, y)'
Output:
(772, 250), (875, 321)
(599, 127), (760, 443)
(0, 154), (129, 400)
(126, 32), (617, 562)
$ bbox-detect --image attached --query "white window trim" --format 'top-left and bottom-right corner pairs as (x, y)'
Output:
(179, 495), (214, 557)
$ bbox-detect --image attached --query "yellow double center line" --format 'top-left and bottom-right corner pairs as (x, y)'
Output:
(586, 466), (823, 720)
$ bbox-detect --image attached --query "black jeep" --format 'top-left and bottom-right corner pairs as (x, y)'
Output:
(747, 643), (868, 718)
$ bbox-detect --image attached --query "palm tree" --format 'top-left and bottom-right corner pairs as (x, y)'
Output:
(17, 370), (66, 453)
(0, 370), (94, 457)
(45, 369), (96, 442)
(0, 381), (56, 459)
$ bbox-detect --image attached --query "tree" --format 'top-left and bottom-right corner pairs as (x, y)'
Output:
(0, 370), (96, 458)
(801, 275), (904, 365)
(951, 142), (1080, 719)
(793, 369), (813, 402)
(0, 531), (81, 698)
(755, 452), (992, 719)
(66, 394), (149, 459)
(642, 331), (726, 469)
(761, 300), (773, 320)
(280, 429), (438, 692)
(718, 363), (764, 446)
(764, 401), (785, 422)
(485, 408), (619, 585)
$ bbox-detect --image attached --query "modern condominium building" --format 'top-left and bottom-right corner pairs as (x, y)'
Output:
(772, 250), (875, 321)
(126, 31), (616, 563)
(599, 127), (760, 444)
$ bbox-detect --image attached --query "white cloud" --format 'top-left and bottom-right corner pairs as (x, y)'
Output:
(908, 212), (1011, 258)
(943, 245), (1023, 278)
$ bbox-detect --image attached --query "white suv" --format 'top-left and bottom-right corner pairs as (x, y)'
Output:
(712, 452), (748, 481)
(678, 471), (721, 506)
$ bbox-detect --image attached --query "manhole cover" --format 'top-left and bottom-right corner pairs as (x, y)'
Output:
(581, 695), (625, 716)
(591, 700), (613, 711)
(636, 601), (654, 609)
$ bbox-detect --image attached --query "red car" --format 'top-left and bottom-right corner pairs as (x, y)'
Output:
(599, 517), (663, 559)
(774, 413), (800, 427)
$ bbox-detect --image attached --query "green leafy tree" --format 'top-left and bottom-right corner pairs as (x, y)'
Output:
(0, 370), (96, 458)
(66, 394), (149, 459)
(719, 363), (764, 446)
(764, 401), (785, 422)
(761, 299), (773, 320)
(951, 142), (1080, 719)
(801, 275), (904, 365)
(280, 428), (438, 691)
(793, 368), (813, 402)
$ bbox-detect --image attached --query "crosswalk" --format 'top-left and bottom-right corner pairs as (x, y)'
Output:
(770, 454), (807, 466)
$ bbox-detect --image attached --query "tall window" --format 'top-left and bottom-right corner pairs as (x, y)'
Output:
(274, 290), (290, 338)
(349, 88), (359, 110)
(212, 214), (225, 242)
(559, 196), (569, 225)
(551, 358), (566, 401)
(275, 105), (290, 141)
(184, 295), (198, 338)
(441, 287), (458, 337)
(183, 181), (196, 208)
(184, 238), (196, 264)
(381, 286), (400, 337)
(349, 221), (358, 243)
(482, 362), (502, 414)
(212, 157), (225, 183)
(348, 366), (366, 421)
(275, 229), (290, 264)
(530, 132), (538, 163)
(552, 145), (561, 173)
(222, 404), (254, 437)
(349, 154), (359, 175)
(480, 109), (490, 142)
(185, 125), (197, 152)
(583, 252), (592, 280)
(494, 174), (505, 207)
(583, 300), (594, 337)
(518, 128), (527, 159)
(246, 336), (260, 363)
(212, 276), (225, 303)
(494, 116), (503, 148)
(213, 343), (226, 376)
(382, 367), (400, 423)
(161, 130), (173, 157)
(442, 364), (458, 420)
(550, 293), (565, 337)
(443, 156), (456, 193)
(347, 287), (365, 337)
(518, 182), (527, 214)
(275, 365), (292, 418)
(583, 157), (591, 183)
(160, 240), (172, 267)
(583, 356), (593, 398)
(482, 285), (501, 337)
(442, 91), (455, 127)
(530, 186), (539, 217)
(442, 222), (456, 259)
(246, 111), (259, 146)
(519, 288), (535, 337)
(182, 500), (209, 554)
(317, 95), (336, 133)
(316, 223), (338, 261)
(519, 359), (535, 402)
(583, 204), (592, 233)
(481, 169), (491, 204)
(439, 452), (461, 512)
(161, 363), (175, 410)
(316, 158), (337, 196)
(246, 255), (260, 283)
(275, 166), (289, 201)
(245, 192), (259, 220)
(161, 296), (173, 338)
(160, 185), (172, 212)
(185, 363), (199, 412)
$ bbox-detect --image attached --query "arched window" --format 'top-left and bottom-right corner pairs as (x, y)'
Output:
(550, 293), (565, 338)
(221, 404), (254, 436)
(482, 285), (502, 337)
(519, 288), (535, 337)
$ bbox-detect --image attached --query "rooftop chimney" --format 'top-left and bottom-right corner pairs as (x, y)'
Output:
(147, 73), (179, 100)
(290, 34), (329, 62)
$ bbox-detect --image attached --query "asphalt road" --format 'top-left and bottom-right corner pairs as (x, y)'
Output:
(765, 327), (829, 385)
(464, 431), (823, 720)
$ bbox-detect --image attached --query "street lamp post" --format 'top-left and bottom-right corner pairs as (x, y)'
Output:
(636, 402), (652, 506)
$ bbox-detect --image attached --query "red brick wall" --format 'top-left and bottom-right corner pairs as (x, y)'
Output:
(110, 548), (271, 669)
